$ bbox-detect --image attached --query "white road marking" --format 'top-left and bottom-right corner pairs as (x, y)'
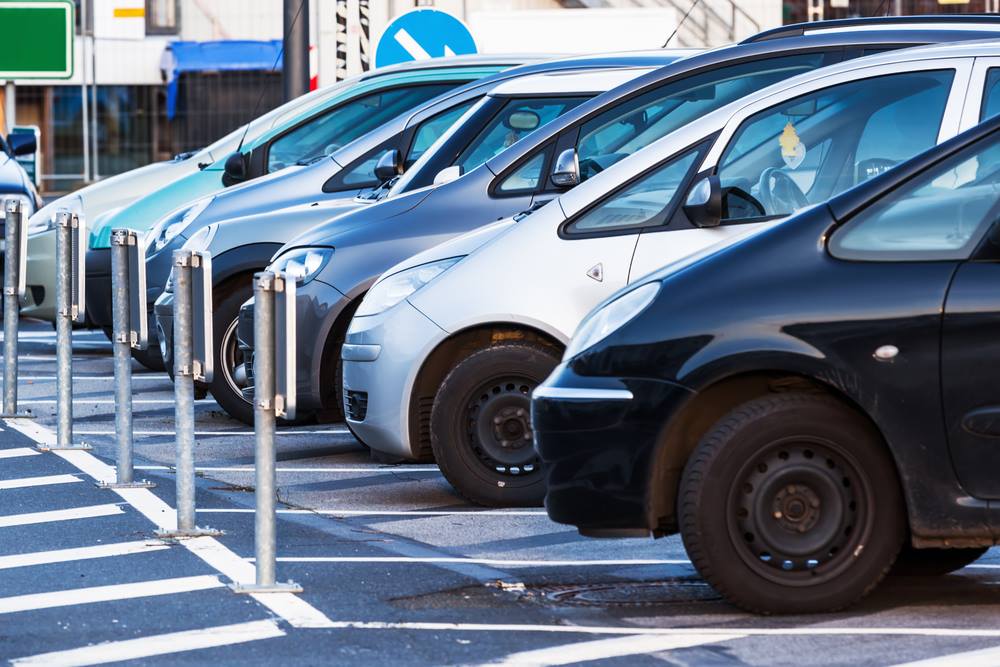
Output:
(17, 375), (165, 381)
(0, 540), (169, 570)
(0, 473), (81, 490)
(4, 417), (334, 630)
(10, 619), (284, 667)
(0, 575), (223, 615)
(270, 556), (691, 567)
(494, 633), (745, 665)
(198, 508), (548, 516)
(79, 429), (351, 436)
(0, 447), (40, 459)
(891, 644), (1000, 666)
(21, 399), (216, 405)
(135, 465), (436, 473)
(0, 504), (123, 528)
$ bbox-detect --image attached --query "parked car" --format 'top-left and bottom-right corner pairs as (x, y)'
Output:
(241, 16), (1000, 439)
(154, 62), (672, 423)
(83, 55), (540, 368)
(532, 111), (1000, 614)
(0, 131), (43, 250)
(22, 57), (496, 322)
(342, 40), (1000, 506)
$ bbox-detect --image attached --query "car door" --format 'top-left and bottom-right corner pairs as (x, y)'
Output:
(630, 57), (975, 281)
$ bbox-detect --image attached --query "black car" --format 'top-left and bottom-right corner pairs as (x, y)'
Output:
(532, 113), (1000, 614)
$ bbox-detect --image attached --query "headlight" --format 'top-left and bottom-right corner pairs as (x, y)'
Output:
(355, 256), (462, 317)
(184, 223), (217, 252)
(268, 247), (334, 286)
(146, 197), (213, 254)
(563, 282), (660, 361)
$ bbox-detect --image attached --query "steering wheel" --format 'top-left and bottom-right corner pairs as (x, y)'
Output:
(757, 167), (809, 215)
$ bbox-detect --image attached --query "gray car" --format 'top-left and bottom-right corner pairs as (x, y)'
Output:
(153, 59), (678, 423)
(235, 15), (1000, 432)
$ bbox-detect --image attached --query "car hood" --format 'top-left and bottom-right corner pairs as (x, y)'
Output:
(379, 216), (517, 282)
(195, 163), (316, 226)
(279, 186), (435, 251)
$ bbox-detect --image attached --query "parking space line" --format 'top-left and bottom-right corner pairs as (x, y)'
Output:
(0, 575), (224, 615)
(0, 474), (81, 490)
(18, 375), (165, 381)
(81, 429), (351, 437)
(22, 399), (217, 405)
(0, 504), (124, 528)
(136, 465), (435, 472)
(270, 557), (690, 567)
(0, 448), (41, 459)
(0, 541), (170, 570)
(9, 619), (285, 666)
(4, 418), (336, 629)
(198, 508), (547, 516)
(493, 632), (746, 665)
(891, 644), (1000, 666)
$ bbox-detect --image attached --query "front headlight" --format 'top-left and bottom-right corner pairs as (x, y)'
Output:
(146, 197), (213, 254)
(268, 247), (334, 286)
(355, 256), (463, 317)
(184, 223), (217, 252)
(563, 282), (660, 361)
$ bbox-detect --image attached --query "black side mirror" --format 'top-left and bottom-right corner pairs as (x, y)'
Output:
(374, 149), (403, 183)
(551, 148), (580, 188)
(683, 176), (722, 228)
(224, 151), (248, 184)
(7, 133), (35, 157)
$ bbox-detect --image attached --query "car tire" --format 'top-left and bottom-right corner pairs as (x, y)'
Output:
(678, 393), (905, 614)
(207, 283), (255, 425)
(130, 340), (166, 372)
(890, 545), (989, 577)
(430, 341), (558, 507)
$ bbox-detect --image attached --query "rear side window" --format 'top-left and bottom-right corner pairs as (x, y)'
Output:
(982, 69), (1000, 122)
(266, 83), (456, 173)
(408, 99), (478, 166)
(717, 70), (954, 222)
(830, 133), (1000, 261)
(572, 53), (830, 182)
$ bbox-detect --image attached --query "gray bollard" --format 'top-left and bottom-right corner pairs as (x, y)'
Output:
(99, 229), (153, 489)
(232, 271), (300, 594)
(43, 210), (90, 451)
(2, 198), (31, 418)
(157, 249), (220, 538)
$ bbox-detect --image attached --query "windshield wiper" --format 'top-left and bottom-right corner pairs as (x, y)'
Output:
(513, 200), (548, 222)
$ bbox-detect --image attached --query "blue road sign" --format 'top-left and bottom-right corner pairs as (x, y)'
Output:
(375, 9), (477, 69)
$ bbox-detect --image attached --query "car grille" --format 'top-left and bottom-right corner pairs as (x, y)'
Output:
(345, 390), (368, 421)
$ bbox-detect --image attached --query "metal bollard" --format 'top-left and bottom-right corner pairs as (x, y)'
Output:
(44, 210), (90, 451)
(2, 198), (31, 418)
(232, 271), (300, 594)
(99, 229), (153, 489)
(157, 249), (220, 538)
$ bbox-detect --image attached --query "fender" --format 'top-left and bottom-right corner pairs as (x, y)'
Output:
(211, 242), (284, 286)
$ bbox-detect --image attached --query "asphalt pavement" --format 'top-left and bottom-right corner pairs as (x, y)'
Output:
(0, 319), (999, 666)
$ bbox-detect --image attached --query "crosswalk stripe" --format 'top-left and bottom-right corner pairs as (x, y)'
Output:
(0, 504), (123, 528)
(9, 619), (285, 666)
(0, 474), (81, 490)
(0, 540), (169, 570)
(0, 575), (223, 615)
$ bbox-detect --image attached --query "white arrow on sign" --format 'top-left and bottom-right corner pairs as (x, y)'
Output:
(394, 28), (457, 60)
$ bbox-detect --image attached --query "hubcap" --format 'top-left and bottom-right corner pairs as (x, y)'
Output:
(464, 377), (540, 476)
(727, 440), (870, 585)
(220, 318), (250, 404)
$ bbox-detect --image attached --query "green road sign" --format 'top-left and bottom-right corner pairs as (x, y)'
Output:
(0, 1), (74, 79)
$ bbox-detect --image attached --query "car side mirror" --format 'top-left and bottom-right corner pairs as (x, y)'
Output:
(433, 165), (462, 185)
(683, 176), (722, 228)
(224, 151), (247, 184)
(374, 149), (403, 183)
(551, 148), (580, 188)
(7, 132), (35, 157)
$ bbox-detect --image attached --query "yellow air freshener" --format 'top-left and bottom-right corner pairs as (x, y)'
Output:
(778, 121), (806, 169)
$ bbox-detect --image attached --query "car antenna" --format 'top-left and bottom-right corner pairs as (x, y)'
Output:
(870, 0), (891, 16)
(663, 0), (705, 48)
(235, 0), (306, 152)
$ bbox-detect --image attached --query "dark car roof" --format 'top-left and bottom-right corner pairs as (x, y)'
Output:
(828, 112), (1000, 222)
(484, 24), (1000, 175)
(743, 14), (1000, 43)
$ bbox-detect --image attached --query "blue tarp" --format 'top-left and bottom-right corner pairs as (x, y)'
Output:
(160, 40), (283, 119)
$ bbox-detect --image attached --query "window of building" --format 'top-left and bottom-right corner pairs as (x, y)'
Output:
(146, 0), (179, 35)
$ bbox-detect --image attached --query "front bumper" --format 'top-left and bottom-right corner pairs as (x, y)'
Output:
(237, 277), (349, 413)
(22, 228), (56, 320)
(341, 300), (447, 460)
(531, 362), (694, 535)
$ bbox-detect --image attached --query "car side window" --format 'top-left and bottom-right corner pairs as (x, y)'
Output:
(573, 53), (829, 182)
(266, 83), (455, 173)
(497, 151), (548, 194)
(830, 135), (1000, 261)
(407, 99), (477, 166)
(981, 69), (1000, 122)
(564, 148), (699, 234)
(716, 70), (954, 222)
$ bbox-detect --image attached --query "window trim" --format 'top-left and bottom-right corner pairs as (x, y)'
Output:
(488, 142), (556, 199)
(145, 0), (180, 36)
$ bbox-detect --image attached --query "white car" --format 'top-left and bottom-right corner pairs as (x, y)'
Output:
(342, 41), (1000, 506)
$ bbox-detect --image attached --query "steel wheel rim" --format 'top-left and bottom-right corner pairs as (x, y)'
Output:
(220, 317), (249, 404)
(463, 374), (541, 477)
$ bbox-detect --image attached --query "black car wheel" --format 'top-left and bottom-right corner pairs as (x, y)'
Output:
(891, 545), (989, 577)
(430, 341), (558, 507)
(679, 393), (905, 614)
(207, 284), (255, 425)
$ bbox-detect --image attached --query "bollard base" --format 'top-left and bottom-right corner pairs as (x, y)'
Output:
(98, 480), (156, 490)
(230, 581), (303, 595)
(37, 442), (92, 452)
(0, 411), (35, 419)
(155, 526), (224, 539)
